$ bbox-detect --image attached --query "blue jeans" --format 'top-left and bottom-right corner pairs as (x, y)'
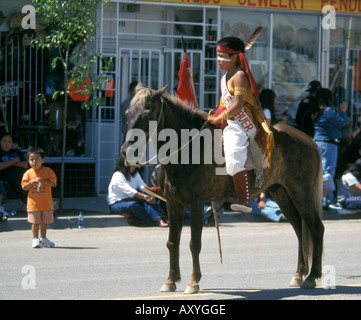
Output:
(109, 198), (166, 226)
(250, 199), (283, 222)
(340, 197), (361, 210)
(316, 141), (338, 203)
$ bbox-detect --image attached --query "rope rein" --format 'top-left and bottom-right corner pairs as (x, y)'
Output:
(125, 98), (210, 168)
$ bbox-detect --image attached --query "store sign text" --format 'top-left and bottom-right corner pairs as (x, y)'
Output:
(176, 0), (361, 12)
(0, 85), (18, 96)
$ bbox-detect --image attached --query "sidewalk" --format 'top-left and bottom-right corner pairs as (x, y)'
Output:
(0, 196), (128, 232)
(1, 196), (361, 233)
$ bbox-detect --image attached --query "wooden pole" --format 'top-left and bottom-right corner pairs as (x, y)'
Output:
(181, 36), (222, 264)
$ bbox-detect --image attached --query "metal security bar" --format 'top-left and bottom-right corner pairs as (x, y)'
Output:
(0, 32), (45, 146)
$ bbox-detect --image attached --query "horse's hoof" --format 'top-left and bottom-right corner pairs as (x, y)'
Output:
(300, 279), (316, 289)
(160, 283), (176, 292)
(184, 284), (199, 294)
(289, 276), (303, 287)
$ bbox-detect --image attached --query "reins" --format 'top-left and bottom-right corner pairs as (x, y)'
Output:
(125, 97), (210, 168)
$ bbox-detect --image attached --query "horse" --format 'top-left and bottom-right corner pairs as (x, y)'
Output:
(121, 83), (325, 294)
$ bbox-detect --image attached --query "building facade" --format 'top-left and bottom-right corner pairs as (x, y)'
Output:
(1, 0), (360, 196)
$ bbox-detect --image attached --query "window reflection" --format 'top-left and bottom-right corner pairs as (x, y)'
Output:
(272, 14), (319, 118)
(221, 10), (270, 92)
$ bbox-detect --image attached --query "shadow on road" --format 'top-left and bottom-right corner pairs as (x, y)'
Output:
(203, 285), (361, 300)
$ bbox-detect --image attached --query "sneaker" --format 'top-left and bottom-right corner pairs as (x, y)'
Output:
(32, 238), (41, 248)
(39, 237), (55, 248)
(141, 186), (167, 202)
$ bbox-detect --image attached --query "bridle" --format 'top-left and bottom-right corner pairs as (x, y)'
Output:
(124, 96), (209, 168)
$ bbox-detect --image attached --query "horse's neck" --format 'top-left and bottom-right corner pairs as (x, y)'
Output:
(162, 99), (204, 131)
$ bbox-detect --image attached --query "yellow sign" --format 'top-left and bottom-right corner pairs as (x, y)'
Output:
(144, 0), (361, 13)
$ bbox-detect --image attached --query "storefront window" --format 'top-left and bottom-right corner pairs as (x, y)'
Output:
(0, 29), (95, 158)
(329, 16), (361, 127)
(272, 13), (319, 118)
(221, 10), (270, 93)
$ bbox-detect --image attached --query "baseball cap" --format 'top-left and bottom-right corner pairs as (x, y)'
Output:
(306, 80), (321, 92)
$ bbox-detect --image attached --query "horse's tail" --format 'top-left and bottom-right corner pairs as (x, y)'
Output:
(302, 156), (323, 275)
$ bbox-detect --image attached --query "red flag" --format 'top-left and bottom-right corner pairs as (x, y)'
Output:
(177, 57), (194, 105)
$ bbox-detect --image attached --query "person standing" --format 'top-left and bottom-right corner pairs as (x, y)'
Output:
(313, 88), (348, 205)
(296, 80), (321, 137)
(22, 147), (57, 248)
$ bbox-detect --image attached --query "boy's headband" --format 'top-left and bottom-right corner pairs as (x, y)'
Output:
(216, 44), (241, 54)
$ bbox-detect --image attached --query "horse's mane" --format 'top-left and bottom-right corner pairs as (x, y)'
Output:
(163, 94), (209, 129)
(132, 86), (210, 130)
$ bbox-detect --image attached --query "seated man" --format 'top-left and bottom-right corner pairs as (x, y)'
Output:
(0, 133), (28, 207)
(337, 158), (361, 210)
(0, 181), (7, 222)
(249, 191), (286, 222)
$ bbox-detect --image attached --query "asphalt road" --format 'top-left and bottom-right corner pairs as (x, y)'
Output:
(1, 212), (361, 302)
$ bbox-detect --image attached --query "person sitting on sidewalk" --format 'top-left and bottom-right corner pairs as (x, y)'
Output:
(337, 158), (361, 210)
(0, 133), (28, 210)
(107, 156), (168, 227)
(249, 191), (286, 222)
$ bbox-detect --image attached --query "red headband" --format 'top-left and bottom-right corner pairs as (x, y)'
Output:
(216, 44), (240, 54)
(216, 44), (259, 98)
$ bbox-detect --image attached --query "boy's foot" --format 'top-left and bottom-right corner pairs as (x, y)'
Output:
(40, 237), (55, 248)
(32, 238), (41, 248)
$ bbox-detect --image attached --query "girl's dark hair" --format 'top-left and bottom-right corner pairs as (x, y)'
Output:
(27, 147), (45, 159)
(114, 154), (137, 181)
(259, 89), (277, 125)
(217, 37), (245, 53)
(317, 88), (333, 107)
(313, 88), (333, 121)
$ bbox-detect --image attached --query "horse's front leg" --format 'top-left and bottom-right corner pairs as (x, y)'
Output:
(160, 200), (184, 292)
(184, 202), (204, 294)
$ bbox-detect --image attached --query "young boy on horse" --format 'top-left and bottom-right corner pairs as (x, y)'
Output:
(208, 36), (273, 213)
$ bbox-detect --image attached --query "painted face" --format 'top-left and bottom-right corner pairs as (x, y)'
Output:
(216, 52), (232, 71)
(0, 135), (13, 152)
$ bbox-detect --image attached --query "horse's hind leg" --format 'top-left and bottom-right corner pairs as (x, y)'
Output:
(269, 185), (308, 287)
(284, 178), (324, 289)
(184, 201), (204, 294)
(160, 200), (184, 292)
(299, 213), (324, 289)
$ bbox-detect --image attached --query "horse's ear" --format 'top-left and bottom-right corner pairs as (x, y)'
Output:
(152, 85), (169, 99)
(136, 82), (146, 92)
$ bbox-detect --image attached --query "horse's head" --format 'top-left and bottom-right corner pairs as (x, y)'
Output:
(121, 82), (168, 163)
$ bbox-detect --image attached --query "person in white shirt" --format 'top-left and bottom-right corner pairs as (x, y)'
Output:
(337, 158), (361, 209)
(107, 156), (168, 227)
